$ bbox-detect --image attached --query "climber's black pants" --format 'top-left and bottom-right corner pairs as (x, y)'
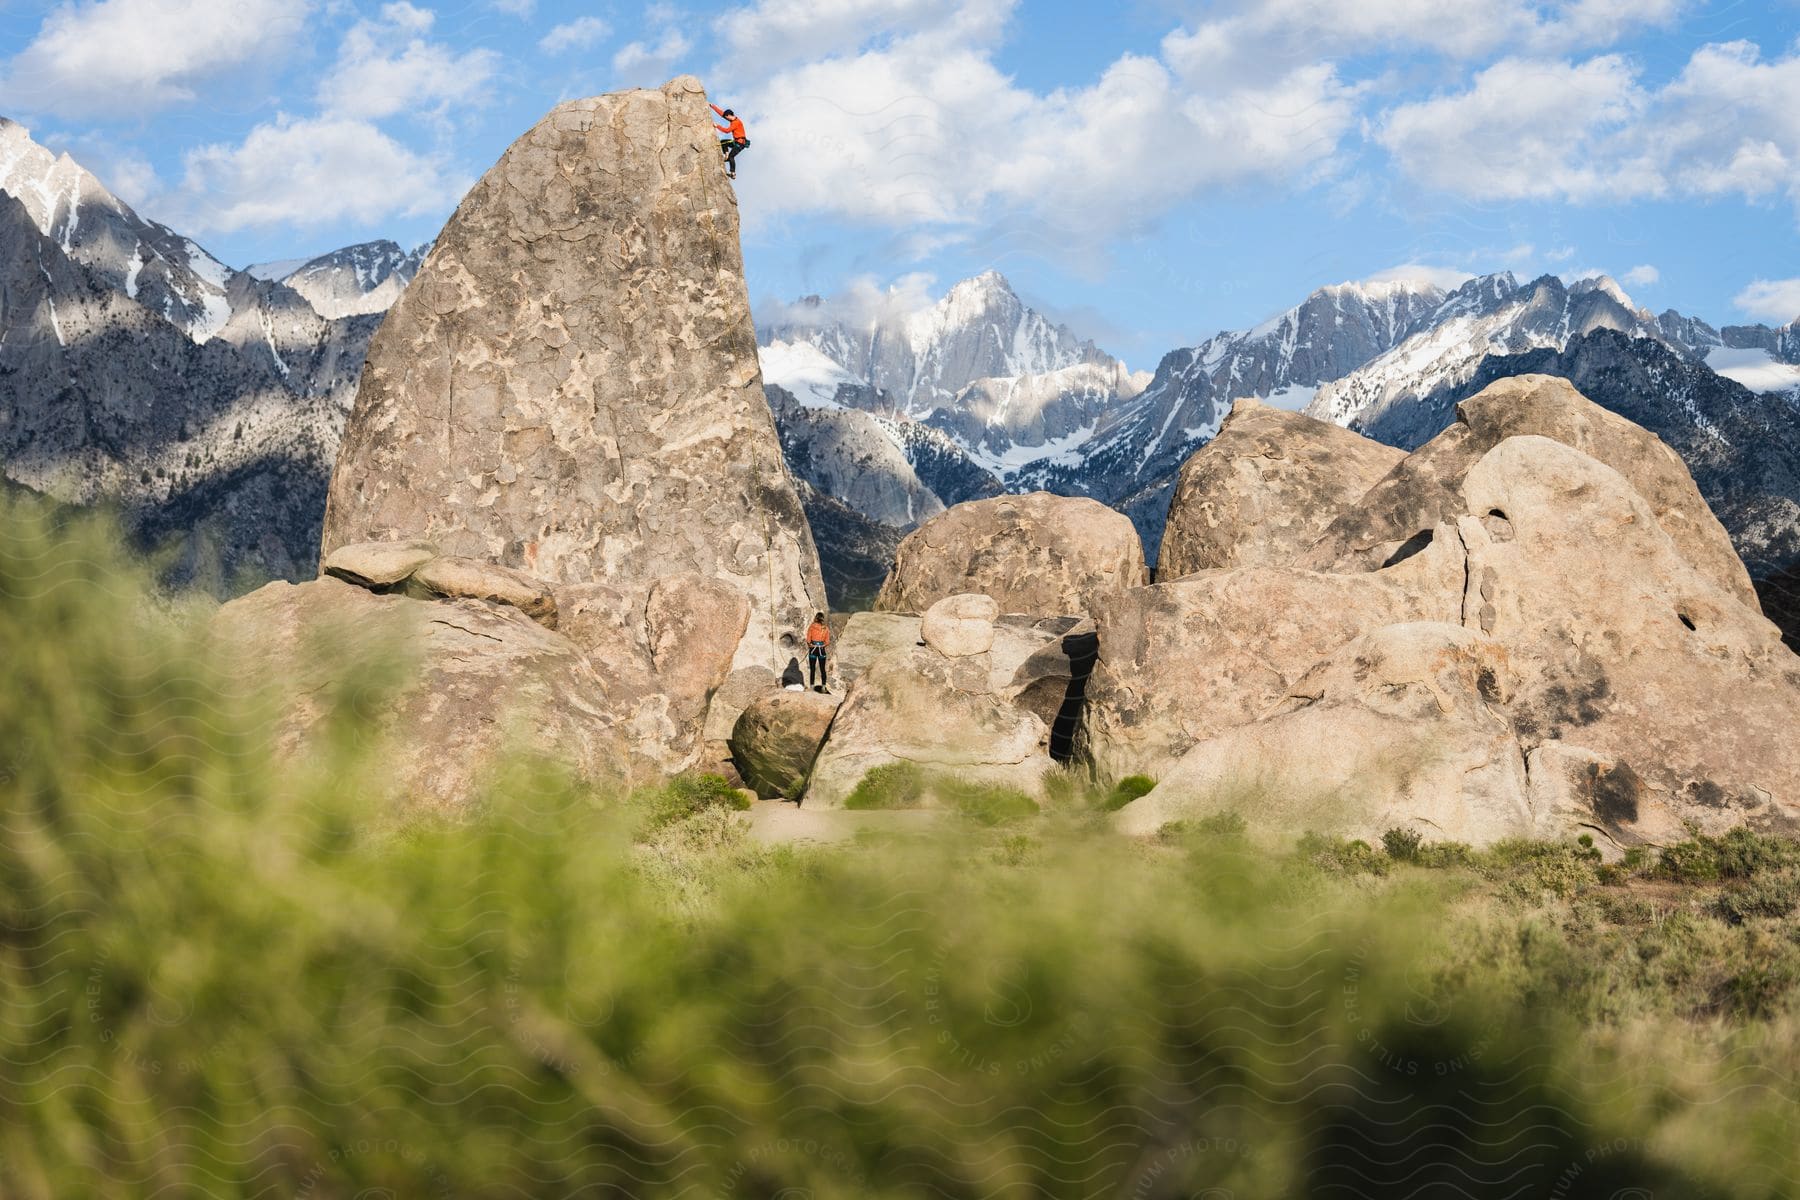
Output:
(721, 138), (748, 171)
(808, 648), (828, 687)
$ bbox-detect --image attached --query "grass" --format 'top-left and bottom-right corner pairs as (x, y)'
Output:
(1102, 773), (1156, 811)
(5, 494), (1800, 1197)
(843, 760), (928, 809)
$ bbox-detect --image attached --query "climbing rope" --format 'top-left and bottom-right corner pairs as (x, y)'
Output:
(692, 93), (786, 671)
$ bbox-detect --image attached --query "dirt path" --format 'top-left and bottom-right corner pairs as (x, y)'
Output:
(744, 799), (943, 845)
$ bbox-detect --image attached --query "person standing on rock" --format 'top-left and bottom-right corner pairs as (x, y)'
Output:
(711, 103), (749, 178)
(806, 612), (832, 693)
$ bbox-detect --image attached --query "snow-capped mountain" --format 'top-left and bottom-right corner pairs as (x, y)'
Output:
(758, 271), (1149, 598)
(1305, 273), (1669, 446)
(0, 117), (244, 341)
(763, 270), (1112, 415)
(0, 122), (384, 587)
(760, 271), (1148, 474)
(1007, 274), (1495, 554)
(251, 240), (432, 320)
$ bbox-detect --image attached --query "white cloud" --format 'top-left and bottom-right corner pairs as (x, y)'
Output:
(1734, 278), (1800, 324)
(1620, 264), (1659, 286)
(317, 3), (499, 120)
(492, 0), (535, 13)
(1378, 41), (1800, 213)
(719, 0), (1012, 70)
(541, 16), (610, 55)
(174, 115), (468, 233)
(1159, 0), (1685, 89)
(0, 0), (312, 116)
(1378, 56), (1650, 202)
(612, 30), (694, 83)
(1362, 263), (1475, 291)
(713, 4), (1357, 260)
(757, 271), (939, 331)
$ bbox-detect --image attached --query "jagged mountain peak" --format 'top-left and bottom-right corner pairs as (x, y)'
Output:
(0, 116), (240, 342)
(273, 239), (430, 320)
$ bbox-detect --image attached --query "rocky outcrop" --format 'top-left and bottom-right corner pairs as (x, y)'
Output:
(323, 540), (438, 588)
(1076, 531), (1464, 782)
(1306, 374), (1757, 607)
(556, 573), (750, 769)
(921, 593), (998, 657)
(1102, 421), (1800, 850)
(874, 491), (1146, 617)
(1454, 436), (1799, 837)
(1158, 398), (1402, 578)
(407, 556), (558, 628)
(1115, 624), (1533, 845)
(832, 612), (926, 690)
(730, 691), (841, 799)
(803, 642), (1055, 809)
(320, 75), (824, 675)
(211, 576), (632, 812)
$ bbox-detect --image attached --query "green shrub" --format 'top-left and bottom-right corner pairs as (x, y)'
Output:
(1483, 839), (1602, 900)
(641, 772), (750, 830)
(1299, 832), (1389, 876)
(843, 760), (928, 809)
(1656, 830), (1800, 884)
(943, 779), (1040, 826)
(1103, 774), (1157, 811)
(1714, 874), (1800, 925)
(1195, 811), (1248, 839)
(1657, 838), (1724, 883)
(1416, 840), (1476, 868)
(1382, 827), (1423, 862)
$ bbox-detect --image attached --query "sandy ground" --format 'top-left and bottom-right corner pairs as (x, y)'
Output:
(743, 799), (943, 845)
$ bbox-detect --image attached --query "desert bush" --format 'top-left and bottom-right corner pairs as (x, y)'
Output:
(1102, 773), (1156, 811)
(940, 777), (1040, 826)
(843, 760), (927, 809)
(1714, 874), (1800, 924)
(639, 771), (750, 831)
(1299, 832), (1390, 875)
(1382, 826), (1423, 862)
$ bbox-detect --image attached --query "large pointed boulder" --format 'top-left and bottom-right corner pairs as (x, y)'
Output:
(320, 76), (824, 677)
(1158, 398), (1403, 578)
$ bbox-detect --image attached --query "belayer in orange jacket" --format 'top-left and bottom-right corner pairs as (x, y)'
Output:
(711, 103), (749, 179)
(805, 612), (830, 692)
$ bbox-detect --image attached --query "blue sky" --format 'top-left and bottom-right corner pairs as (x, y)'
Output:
(1, 0), (1797, 363)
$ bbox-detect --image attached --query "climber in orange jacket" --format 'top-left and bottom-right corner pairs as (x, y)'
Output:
(711, 103), (749, 179)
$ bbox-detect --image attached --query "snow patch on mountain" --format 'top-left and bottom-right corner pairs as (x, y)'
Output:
(1706, 347), (1800, 396)
(760, 339), (859, 409)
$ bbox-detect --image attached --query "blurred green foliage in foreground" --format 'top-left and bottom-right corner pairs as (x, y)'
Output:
(3, 495), (1798, 1199)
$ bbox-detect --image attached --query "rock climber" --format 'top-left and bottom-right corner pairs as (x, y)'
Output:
(711, 102), (749, 179)
(806, 611), (831, 693)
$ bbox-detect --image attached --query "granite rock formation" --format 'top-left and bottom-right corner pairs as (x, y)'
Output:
(321, 75), (824, 675)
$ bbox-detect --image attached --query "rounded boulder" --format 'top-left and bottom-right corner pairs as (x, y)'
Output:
(730, 690), (842, 799)
(922, 593), (998, 657)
